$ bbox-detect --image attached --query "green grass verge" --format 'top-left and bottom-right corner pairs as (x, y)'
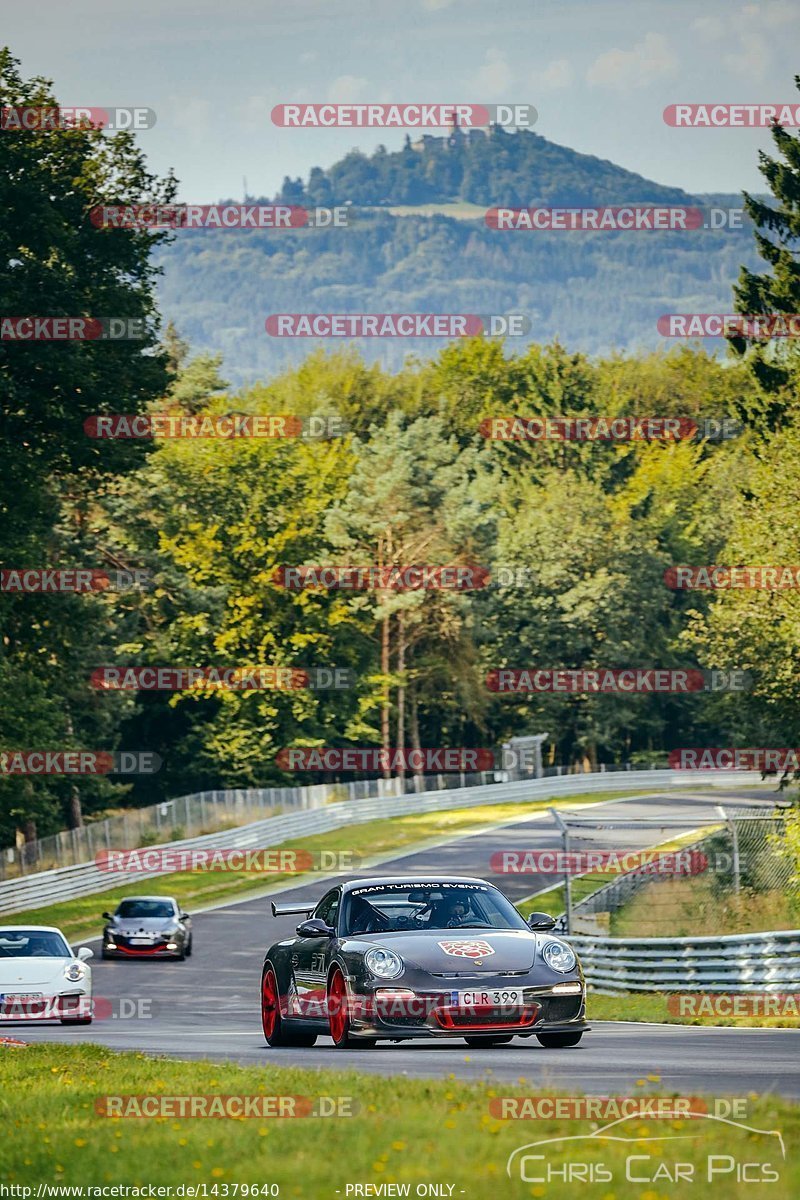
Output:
(587, 992), (800, 1029)
(611, 876), (800, 938)
(5, 790), (638, 944)
(1, 1044), (796, 1196)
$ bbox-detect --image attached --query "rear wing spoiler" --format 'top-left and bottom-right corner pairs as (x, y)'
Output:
(270, 900), (315, 917)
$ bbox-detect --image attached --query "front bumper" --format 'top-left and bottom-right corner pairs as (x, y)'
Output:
(103, 935), (181, 958)
(0, 989), (92, 1022)
(343, 978), (587, 1040)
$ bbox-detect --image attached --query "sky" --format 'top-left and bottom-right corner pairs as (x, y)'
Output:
(4, 0), (799, 201)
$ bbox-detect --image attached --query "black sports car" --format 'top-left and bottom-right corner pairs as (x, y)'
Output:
(261, 876), (588, 1048)
(101, 896), (192, 960)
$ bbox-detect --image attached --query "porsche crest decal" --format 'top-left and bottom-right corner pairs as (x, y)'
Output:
(437, 939), (495, 959)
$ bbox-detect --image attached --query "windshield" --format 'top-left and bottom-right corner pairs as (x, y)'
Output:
(0, 930), (71, 958)
(116, 900), (176, 920)
(342, 883), (528, 936)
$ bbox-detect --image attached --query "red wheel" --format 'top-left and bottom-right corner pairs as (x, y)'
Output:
(261, 967), (280, 1044)
(327, 967), (375, 1049)
(328, 968), (348, 1044)
(261, 965), (317, 1048)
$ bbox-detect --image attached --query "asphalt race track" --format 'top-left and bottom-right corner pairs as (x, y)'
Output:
(11, 789), (800, 1098)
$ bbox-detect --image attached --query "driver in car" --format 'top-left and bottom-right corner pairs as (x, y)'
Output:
(437, 894), (473, 927)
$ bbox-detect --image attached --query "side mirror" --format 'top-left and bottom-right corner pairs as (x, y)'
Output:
(527, 911), (556, 931)
(77, 947), (94, 961)
(102, 912), (114, 920)
(296, 918), (335, 939)
(180, 912), (190, 921)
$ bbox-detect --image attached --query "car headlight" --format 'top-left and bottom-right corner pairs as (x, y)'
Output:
(541, 940), (576, 974)
(365, 947), (404, 980)
(64, 962), (87, 982)
(160, 927), (177, 937)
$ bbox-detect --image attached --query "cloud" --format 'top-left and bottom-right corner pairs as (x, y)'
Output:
(168, 95), (213, 144)
(690, 16), (725, 39)
(691, 3), (793, 78)
(587, 32), (677, 90)
(536, 59), (574, 92)
(327, 74), (369, 103)
(475, 48), (513, 98)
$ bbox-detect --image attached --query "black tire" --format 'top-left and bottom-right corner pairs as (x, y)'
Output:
(536, 1031), (583, 1048)
(101, 948), (110, 960)
(185, 936), (192, 958)
(60, 1017), (93, 1025)
(464, 1035), (514, 1047)
(261, 966), (317, 1048)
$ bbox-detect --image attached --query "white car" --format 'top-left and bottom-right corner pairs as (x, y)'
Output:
(0, 925), (93, 1024)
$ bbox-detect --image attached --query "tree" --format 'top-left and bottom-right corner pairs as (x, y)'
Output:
(0, 49), (176, 839)
(729, 75), (800, 426)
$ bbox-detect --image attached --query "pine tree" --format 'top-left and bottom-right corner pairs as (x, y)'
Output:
(730, 75), (800, 425)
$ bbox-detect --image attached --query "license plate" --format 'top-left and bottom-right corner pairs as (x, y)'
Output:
(454, 987), (525, 1007)
(130, 937), (153, 945)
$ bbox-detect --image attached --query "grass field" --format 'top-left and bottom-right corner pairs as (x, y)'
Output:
(4, 789), (638, 943)
(1, 1044), (796, 1197)
(612, 876), (800, 938)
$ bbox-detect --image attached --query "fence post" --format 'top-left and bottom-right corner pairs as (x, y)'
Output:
(716, 804), (740, 892)
(550, 807), (572, 935)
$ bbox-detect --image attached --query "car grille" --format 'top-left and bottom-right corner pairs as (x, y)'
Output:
(431, 970), (528, 978)
(538, 996), (582, 1022)
(433, 1002), (541, 1031)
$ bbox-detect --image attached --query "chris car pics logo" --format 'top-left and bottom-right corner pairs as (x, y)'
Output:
(506, 1113), (785, 1185)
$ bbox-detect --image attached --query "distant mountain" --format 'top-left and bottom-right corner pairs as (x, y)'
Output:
(154, 130), (757, 384)
(274, 126), (699, 209)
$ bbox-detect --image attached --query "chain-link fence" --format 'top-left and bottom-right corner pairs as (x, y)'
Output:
(550, 803), (799, 938)
(0, 758), (665, 881)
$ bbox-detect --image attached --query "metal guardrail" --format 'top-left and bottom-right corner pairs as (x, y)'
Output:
(0, 768), (761, 915)
(1, 760), (667, 880)
(572, 929), (800, 994)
